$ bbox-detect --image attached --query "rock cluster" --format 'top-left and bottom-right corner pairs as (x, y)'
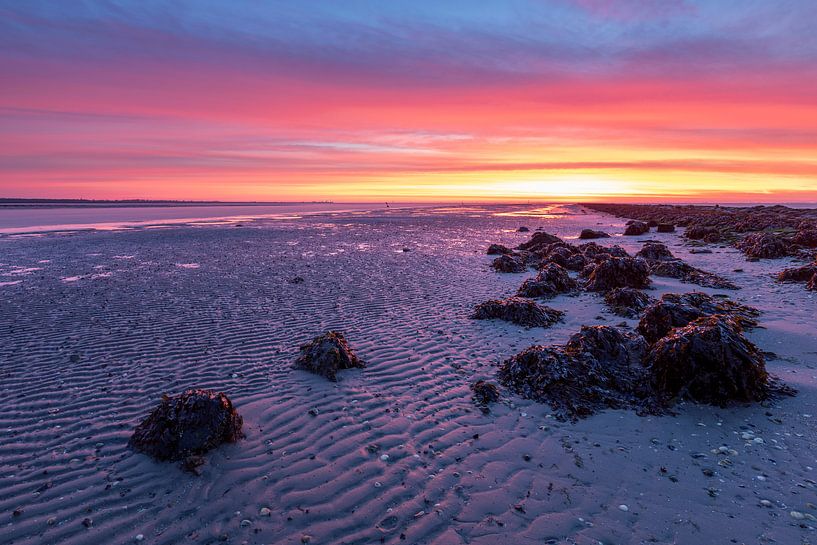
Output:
(472, 297), (563, 328)
(129, 389), (243, 463)
(293, 331), (365, 381)
(635, 242), (738, 289)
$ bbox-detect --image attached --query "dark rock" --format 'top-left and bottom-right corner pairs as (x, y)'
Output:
(517, 263), (577, 298)
(685, 225), (722, 242)
(293, 331), (365, 381)
(577, 242), (630, 259)
(129, 389), (243, 462)
(656, 223), (676, 233)
(579, 229), (610, 240)
(649, 260), (738, 290)
(498, 326), (653, 420)
(564, 253), (587, 271)
(637, 292), (759, 344)
(584, 257), (650, 291)
(646, 316), (792, 404)
(471, 380), (500, 407)
(793, 228), (817, 248)
(635, 242), (675, 262)
(486, 244), (512, 255)
(737, 232), (790, 259)
(604, 287), (654, 318)
(777, 264), (817, 282)
(517, 231), (563, 251)
(623, 221), (649, 236)
(491, 254), (526, 273)
(647, 220), (659, 228)
(471, 297), (563, 328)
(517, 226), (530, 232)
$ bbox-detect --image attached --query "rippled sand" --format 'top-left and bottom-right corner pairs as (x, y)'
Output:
(1, 204), (816, 545)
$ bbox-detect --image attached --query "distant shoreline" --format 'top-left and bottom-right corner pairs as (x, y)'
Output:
(0, 199), (334, 210)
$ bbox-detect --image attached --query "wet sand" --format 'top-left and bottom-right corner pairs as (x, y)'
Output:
(1, 204), (816, 545)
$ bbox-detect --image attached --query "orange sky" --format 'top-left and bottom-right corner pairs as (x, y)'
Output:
(2, 1), (817, 202)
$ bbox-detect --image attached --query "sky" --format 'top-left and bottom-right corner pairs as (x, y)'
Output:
(2, 0), (817, 203)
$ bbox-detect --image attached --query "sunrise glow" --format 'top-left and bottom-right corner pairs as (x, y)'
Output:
(2, 1), (817, 202)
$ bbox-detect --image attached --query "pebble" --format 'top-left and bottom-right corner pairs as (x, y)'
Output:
(380, 454), (389, 461)
(240, 519), (252, 527)
(791, 511), (806, 520)
(260, 508), (271, 517)
(759, 500), (773, 507)
(135, 535), (144, 542)
(618, 504), (629, 512)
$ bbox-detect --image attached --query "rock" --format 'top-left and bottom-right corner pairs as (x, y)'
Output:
(685, 225), (722, 242)
(260, 507), (272, 517)
(635, 242), (675, 262)
(491, 254), (526, 273)
(564, 253), (587, 271)
(794, 228), (817, 248)
(471, 380), (501, 407)
(637, 292), (759, 344)
(517, 263), (577, 298)
(777, 264), (817, 282)
(645, 316), (791, 404)
(498, 326), (653, 420)
(471, 297), (563, 328)
(584, 257), (650, 291)
(486, 244), (512, 255)
(579, 229), (610, 240)
(604, 288), (654, 318)
(737, 232), (790, 259)
(517, 231), (563, 252)
(517, 226), (530, 232)
(656, 223), (676, 233)
(649, 260), (738, 290)
(129, 389), (243, 462)
(293, 331), (365, 381)
(623, 221), (649, 236)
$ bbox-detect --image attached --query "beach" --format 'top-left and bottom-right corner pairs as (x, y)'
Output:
(1, 203), (816, 545)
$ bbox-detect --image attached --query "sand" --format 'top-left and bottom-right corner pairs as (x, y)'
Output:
(1, 204), (816, 545)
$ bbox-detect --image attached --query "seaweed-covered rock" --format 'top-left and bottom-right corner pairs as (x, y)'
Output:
(129, 389), (243, 462)
(486, 244), (512, 255)
(648, 259), (738, 289)
(737, 232), (790, 259)
(517, 231), (562, 251)
(577, 242), (630, 259)
(564, 326), (648, 366)
(293, 331), (365, 381)
(656, 223), (676, 233)
(579, 229), (610, 240)
(685, 225), (721, 242)
(498, 327), (653, 420)
(637, 292), (759, 344)
(646, 316), (779, 404)
(491, 254), (526, 273)
(793, 228), (817, 248)
(471, 380), (500, 409)
(564, 253), (587, 272)
(623, 221), (649, 236)
(635, 242), (675, 262)
(517, 263), (577, 298)
(584, 257), (650, 291)
(603, 287), (654, 318)
(471, 297), (563, 328)
(777, 264), (817, 282)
